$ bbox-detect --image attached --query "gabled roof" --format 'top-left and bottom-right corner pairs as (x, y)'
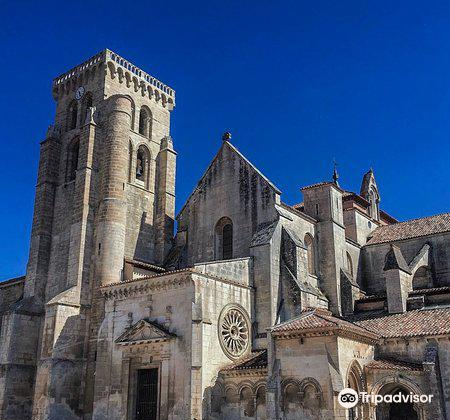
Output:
(383, 244), (411, 274)
(367, 212), (450, 245)
(177, 141), (281, 218)
(115, 318), (176, 346)
(300, 181), (344, 193)
(270, 307), (379, 342)
(353, 307), (450, 338)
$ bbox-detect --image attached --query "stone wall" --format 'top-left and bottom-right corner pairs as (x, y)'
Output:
(177, 142), (279, 266)
(194, 258), (252, 286)
(0, 278), (24, 314)
(363, 232), (450, 295)
(193, 273), (252, 419)
(93, 272), (194, 420)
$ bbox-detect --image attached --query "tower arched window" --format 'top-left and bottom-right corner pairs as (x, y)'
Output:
(80, 92), (93, 125)
(215, 217), (233, 260)
(67, 100), (78, 131)
(305, 234), (316, 275)
(138, 107), (151, 138)
(135, 145), (150, 188)
(130, 100), (136, 131)
(67, 137), (80, 182)
(128, 141), (133, 183)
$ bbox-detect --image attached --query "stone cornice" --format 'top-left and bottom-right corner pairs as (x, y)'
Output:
(272, 327), (379, 345)
(101, 267), (253, 300)
(51, 49), (175, 109)
(101, 271), (193, 300)
(221, 368), (267, 378)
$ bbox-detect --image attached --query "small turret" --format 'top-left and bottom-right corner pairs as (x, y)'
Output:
(360, 168), (380, 221)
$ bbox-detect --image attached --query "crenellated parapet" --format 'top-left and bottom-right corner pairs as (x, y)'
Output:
(51, 49), (175, 109)
(52, 50), (105, 100)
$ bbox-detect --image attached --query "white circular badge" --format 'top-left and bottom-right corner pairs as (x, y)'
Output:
(338, 388), (359, 408)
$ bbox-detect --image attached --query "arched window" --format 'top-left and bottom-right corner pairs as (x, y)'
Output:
(67, 100), (78, 131)
(346, 252), (354, 277)
(240, 386), (254, 417)
(215, 217), (233, 260)
(412, 266), (432, 290)
(347, 362), (364, 420)
(80, 92), (93, 125)
(135, 145), (150, 188)
(283, 381), (300, 411)
(302, 384), (321, 409)
(223, 224), (233, 259)
(368, 188), (380, 220)
(138, 107), (151, 138)
(305, 234), (316, 275)
(255, 386), (266, 416)
(67, 138), (80, 182)
(128, 141), (133, 183)
(130, 100), (136, 131)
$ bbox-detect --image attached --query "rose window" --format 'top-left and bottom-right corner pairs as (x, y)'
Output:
(218, 306), (250, 359)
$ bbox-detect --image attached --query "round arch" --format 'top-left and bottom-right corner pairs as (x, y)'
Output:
(215, 217), (233, 260)
(135, 144), (151, 189)
(138, 105), (152, 138)
(370, 376), (425, 420)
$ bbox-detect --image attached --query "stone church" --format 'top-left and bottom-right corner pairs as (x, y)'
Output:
(0, 49), (449, 420)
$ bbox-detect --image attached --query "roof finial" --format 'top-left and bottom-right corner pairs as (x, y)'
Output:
(332, 158), (339, 186)
(222, 131), (232, 142)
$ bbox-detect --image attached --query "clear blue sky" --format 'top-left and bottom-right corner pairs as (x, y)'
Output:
(0, 0), (449, 280)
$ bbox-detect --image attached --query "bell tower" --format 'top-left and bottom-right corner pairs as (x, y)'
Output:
(0, 50), (177, 420)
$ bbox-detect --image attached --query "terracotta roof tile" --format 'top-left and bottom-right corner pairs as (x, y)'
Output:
(354, 307), (450, 338)
(271, 307), (379, 341)
(367, 213), (450, 245)
(124, 258), (166, 272)
(409, 286), (450, 296)
(301, 181), (344, 192)
(221, 350), (267, 372)
(365, 358), (423, 371)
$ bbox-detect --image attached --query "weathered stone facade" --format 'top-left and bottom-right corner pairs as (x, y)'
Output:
(0, 50), (450, 420)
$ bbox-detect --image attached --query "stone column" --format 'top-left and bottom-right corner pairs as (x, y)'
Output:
(154, 136), (177, 265)
(24, 130), (61, 302)
(160, 355), (170, 419)
(66, 109), (97, 299)
(96, 95), (131, 285)
(121, 357), (131, 419)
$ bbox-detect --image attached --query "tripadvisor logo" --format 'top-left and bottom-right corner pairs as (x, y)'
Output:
(338, 388), (359, 408)
(338, 388), (434, 408)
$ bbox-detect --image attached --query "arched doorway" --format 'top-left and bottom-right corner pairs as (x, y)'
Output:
(346, 361), (365, 420)
(375, 384), (420, 420)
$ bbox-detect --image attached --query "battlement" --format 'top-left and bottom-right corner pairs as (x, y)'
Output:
(52, 49), (175, 102)
(52, 50), (106, 87)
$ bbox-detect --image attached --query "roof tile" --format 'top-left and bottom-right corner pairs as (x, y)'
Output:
(221, 350), (267, 372)
(271, 307), (379, 341)
(367, 213), (450, 245)
(365, 358), (423, 371)
(354, 307), (450, 338)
